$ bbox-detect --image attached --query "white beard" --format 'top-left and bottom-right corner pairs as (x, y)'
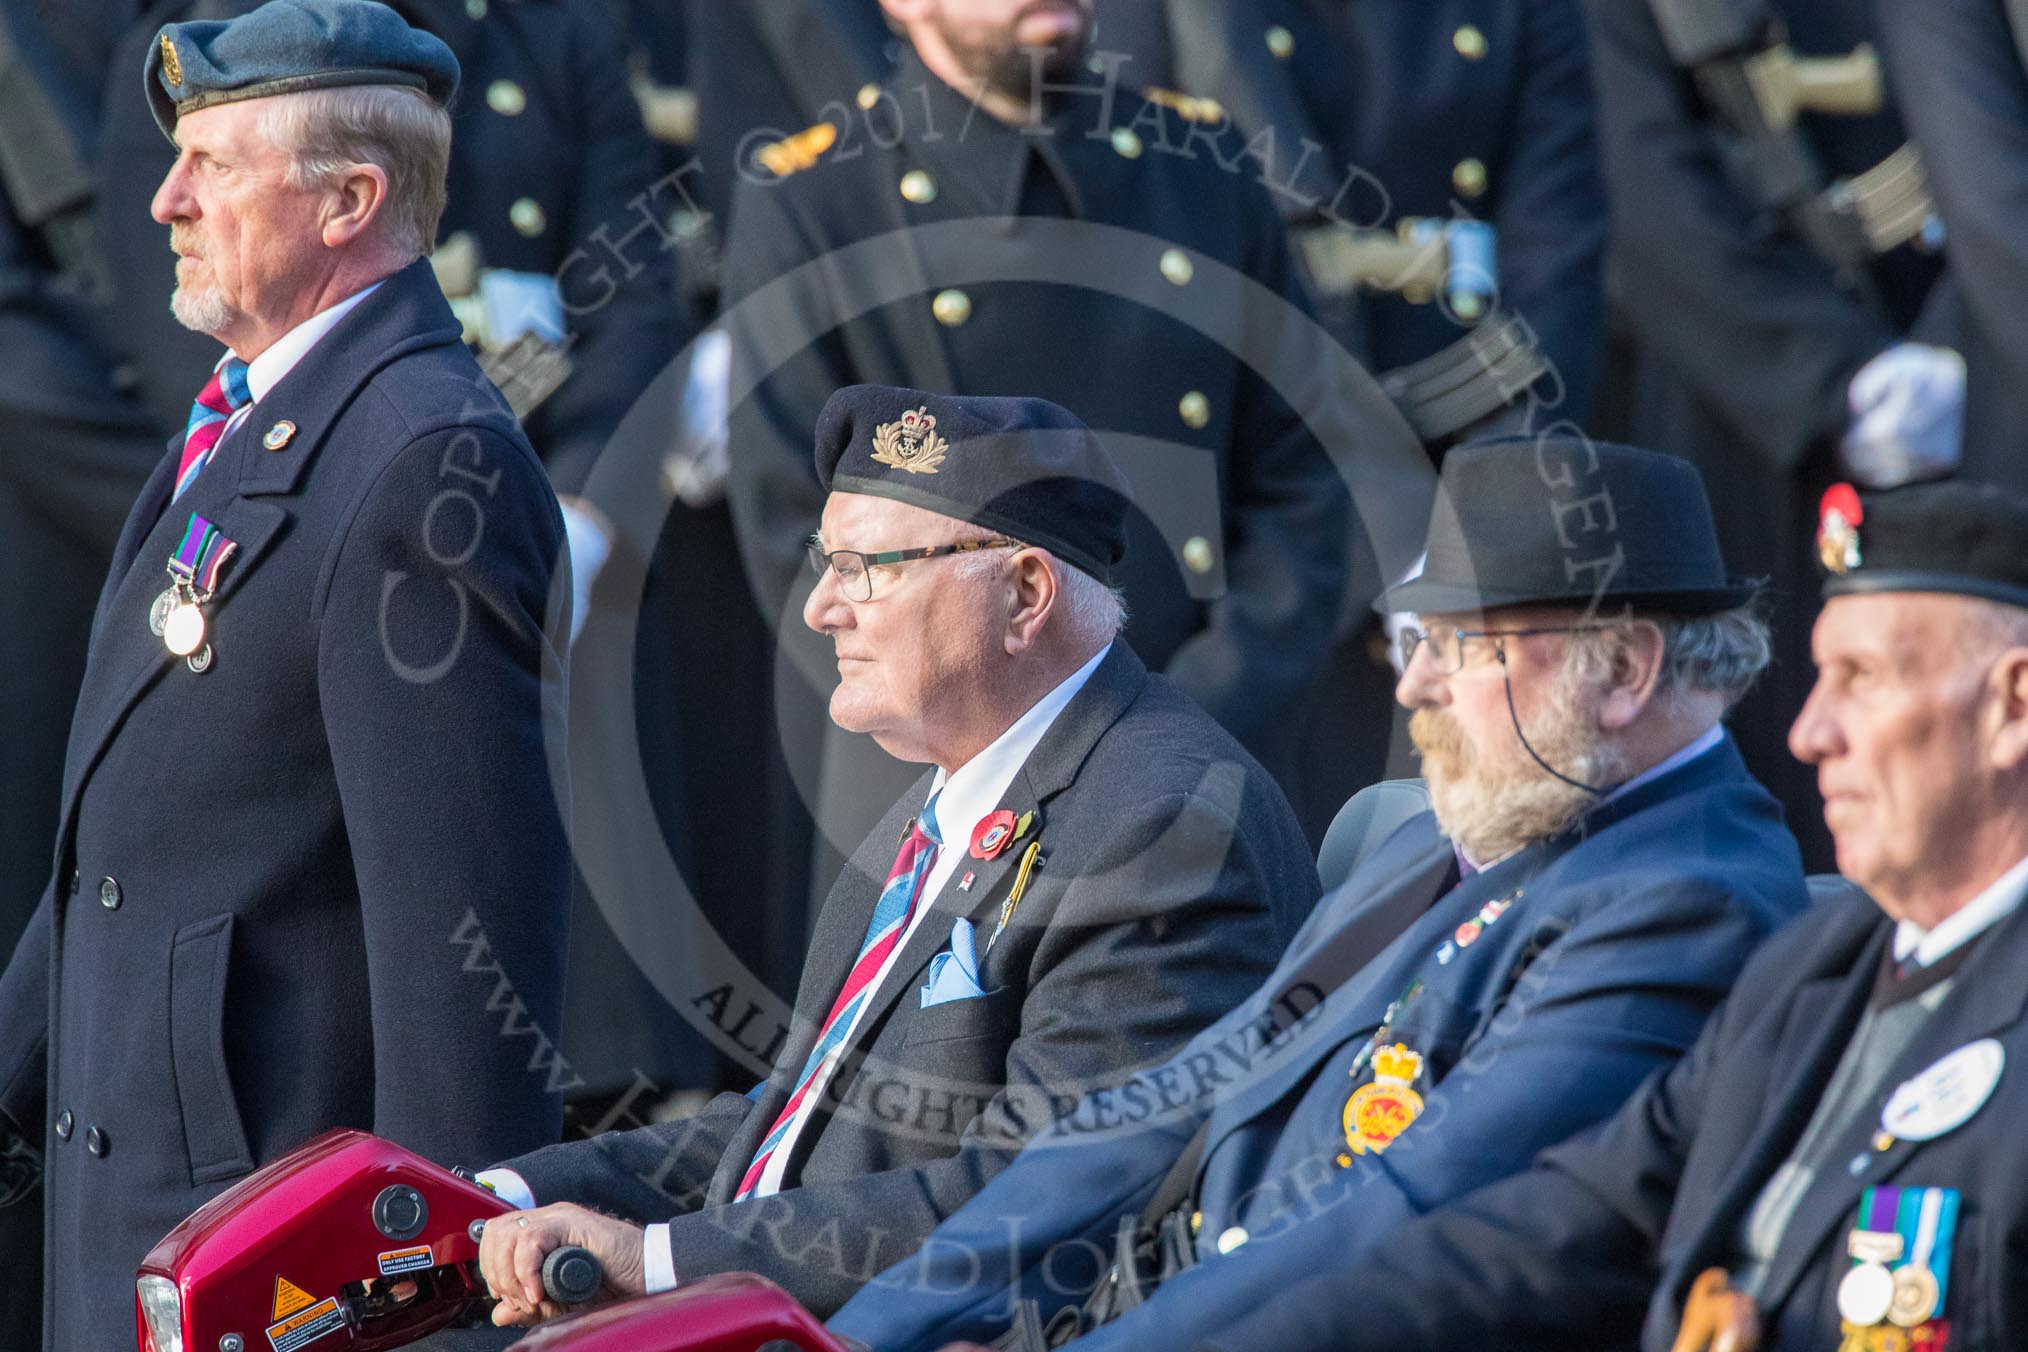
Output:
(170, 283), (236, 336)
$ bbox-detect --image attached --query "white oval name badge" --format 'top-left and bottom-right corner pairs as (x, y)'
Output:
(1882, 1038), (2005, 1142)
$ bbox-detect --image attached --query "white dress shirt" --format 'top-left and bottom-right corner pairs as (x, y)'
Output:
(1893, 850), (2028, 969)
(484, 643), (1114, 1293)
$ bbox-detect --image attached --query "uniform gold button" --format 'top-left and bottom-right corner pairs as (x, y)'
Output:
(1111, 126), (1144, 159)
(900, 169), (938, 205)
(1216, 1225), (1249, 1254)
(931, 289), (972, 327)
(1453, 24), (1488, 60)
(1179, 391), (1211, 429)
(486, 80), (526, 116)
(1189, 1210), (1203, 1235)
(464, 0), (486, 17)
(1265, 25), (1295, 58)
(1183, 536), (1215, 575)
(1452, 157), (1488, 198)
(509, 198), (547, 237)
(1159, 248), (1194, 286)
(857, 83), (882, 111)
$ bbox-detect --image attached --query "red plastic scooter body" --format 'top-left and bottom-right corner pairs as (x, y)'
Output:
(136, 1128), (508, 1352)
(509, 1274), (849, 1352)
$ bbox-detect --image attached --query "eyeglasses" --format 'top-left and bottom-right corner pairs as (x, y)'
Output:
(1396, 623), (1605, 675)
(806, 535), (1021, 602)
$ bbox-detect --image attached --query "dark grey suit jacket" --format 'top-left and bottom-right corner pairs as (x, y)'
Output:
(500, 643), (1318, 1314)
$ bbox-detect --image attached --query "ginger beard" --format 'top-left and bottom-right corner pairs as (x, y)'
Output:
(1411, 657), (1630, 862)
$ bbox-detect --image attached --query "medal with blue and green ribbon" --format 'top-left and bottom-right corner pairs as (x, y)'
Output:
(150, 513), (237, 671)
(1837, 1184), (1958, 1344)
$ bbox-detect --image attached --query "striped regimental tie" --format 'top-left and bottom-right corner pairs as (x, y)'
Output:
(736, 797), (942, 1199)
(172, 354), (253, 503)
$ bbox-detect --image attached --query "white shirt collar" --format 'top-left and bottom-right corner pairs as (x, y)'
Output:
(1894, 850), (2028, 968)
(923, 642), (1111, 848)
(240, 280), (384, 405)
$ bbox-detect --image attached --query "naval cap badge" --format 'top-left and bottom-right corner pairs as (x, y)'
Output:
(870, 405), (949, 475)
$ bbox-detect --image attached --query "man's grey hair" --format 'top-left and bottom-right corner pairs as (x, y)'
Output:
(1561, 602), (1772, 713)
(257, 85), (452, 258)
(950, 534), (1128, 646)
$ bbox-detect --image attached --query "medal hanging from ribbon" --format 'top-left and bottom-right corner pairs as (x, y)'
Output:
(1836, 1184), (1958, 1352)
(149, 513), (237, 673)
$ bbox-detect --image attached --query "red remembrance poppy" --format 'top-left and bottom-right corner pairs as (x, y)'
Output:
(970, 809), (1019, 860)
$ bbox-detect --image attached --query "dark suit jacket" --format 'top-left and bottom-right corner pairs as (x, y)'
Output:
(0, 260), (572, 1352)
(1169, 0), (1608, 422)
(830, 735), (1808, 1352)
(1205, 884), (2028, 1351)
(498, 643), (1319, 1316)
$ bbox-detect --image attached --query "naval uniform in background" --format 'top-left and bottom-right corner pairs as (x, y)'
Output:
(1583, 0), (1948, 872)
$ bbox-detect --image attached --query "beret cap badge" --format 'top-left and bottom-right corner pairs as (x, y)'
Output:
(870, 405), (949, 475)
(159, 33), (183, 87)
(1818, 483), (1864, 576)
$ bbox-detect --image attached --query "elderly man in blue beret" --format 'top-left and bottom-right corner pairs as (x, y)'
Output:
(0, 3), (572, 1346)
(468, 383), (1319, 1324)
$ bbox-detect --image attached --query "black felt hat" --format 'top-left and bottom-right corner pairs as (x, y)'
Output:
(1380, 434), (1759, 616)
(814, 385), (1130, 584)
(1817, 479), (2028, 610)
(147, 0), (459, 141)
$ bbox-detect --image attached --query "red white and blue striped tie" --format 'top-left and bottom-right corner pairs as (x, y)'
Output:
(172, 354), (253, 503)
(736, 798), (942, 1199)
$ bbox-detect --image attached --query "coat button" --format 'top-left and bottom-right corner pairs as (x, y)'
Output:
(1159, 249), (1194, 286)
(1111, 126), (1143, 159)
(931, 289), (972, 326)
(857, 83), (882, 111)
(54, 1110), (72, 1141)
(486, 80), (527, 117)
(85, 1126), (107, 1158)
(1453, 25), (1488, 60)
(1452, 158), (1488, 198)
(464, 0), (485, 16)
(68, 868), (79, 896)
(1183, 536), (1216, 575)
(99, 877), (121, 910)
(1265, 25), (1294, 58)
(1178, 391), (1211, 429)
(1216, 1225), (1249, 1253)
(509, 198), (547, 237)
(899, 169), (938, 205)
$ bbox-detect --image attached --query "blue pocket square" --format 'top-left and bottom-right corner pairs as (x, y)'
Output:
(921, 918), (988, 1008)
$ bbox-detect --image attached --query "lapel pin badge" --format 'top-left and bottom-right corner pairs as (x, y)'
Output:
(262, 419), (297, 452)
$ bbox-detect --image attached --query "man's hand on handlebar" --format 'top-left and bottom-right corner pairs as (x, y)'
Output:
(479, 1202), (647, 1326)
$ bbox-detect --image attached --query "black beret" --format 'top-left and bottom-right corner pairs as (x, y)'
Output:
(147, 0), (459, 142)
(814, 385), (1130, 584)
(1817, 479), (2028, 610)
(1381, 434), (1758, 616)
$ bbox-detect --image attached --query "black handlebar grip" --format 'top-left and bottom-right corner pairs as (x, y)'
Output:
(541, 1246), (604, 1305)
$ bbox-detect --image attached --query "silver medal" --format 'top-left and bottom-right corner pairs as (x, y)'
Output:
(148, 588), (176, 636)
(163, 601), (207, 658)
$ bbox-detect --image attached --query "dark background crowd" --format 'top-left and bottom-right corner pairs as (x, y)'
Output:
(3, 1), (2025, 1345)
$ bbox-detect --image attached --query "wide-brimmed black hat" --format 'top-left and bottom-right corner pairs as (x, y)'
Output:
(814, 384), (1129, 584)
(1380, 435), (1759, 616)
(1816, 478), (2028, 610)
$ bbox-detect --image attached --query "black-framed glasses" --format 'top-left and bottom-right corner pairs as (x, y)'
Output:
(1396, 623), (1605, 675)
(806, 535), (1021, 602)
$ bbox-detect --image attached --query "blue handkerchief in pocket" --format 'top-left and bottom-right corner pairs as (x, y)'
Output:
(921, 918), (988, 1008)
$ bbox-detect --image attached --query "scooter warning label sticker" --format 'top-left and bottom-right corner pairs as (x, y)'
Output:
(273, 1276), (315, 1321)
(265, 1295), (343, 1352)
(378, 1243), (435, 1276)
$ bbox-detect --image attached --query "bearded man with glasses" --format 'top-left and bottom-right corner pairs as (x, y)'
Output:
(466, 385), (1318, 1326)
(825, 435), (1811, 1352)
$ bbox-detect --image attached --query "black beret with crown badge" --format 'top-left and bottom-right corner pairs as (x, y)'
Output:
(147, 0), (459, 142)
(1816, 478), (2028, 610)
(814, 385), (1130, 585)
